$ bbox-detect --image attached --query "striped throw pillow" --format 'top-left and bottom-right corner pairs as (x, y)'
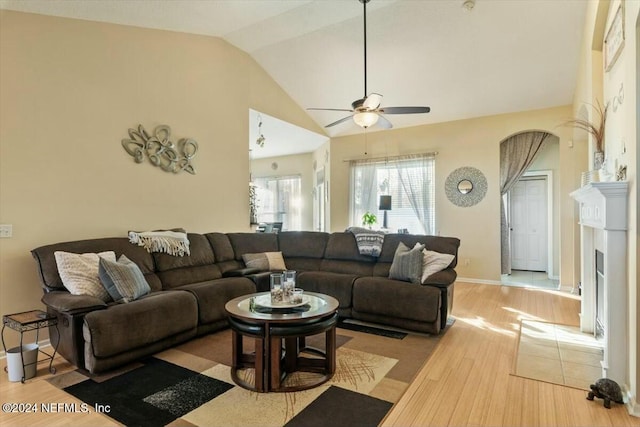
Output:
(98, 255), (150, 303)
(389, 242), (425, 284)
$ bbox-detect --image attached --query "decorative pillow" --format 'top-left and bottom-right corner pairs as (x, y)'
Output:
(421, 249), (456, 284)
(242, 251), (287, 271)
(98, 254), (151, 303)
(265, 251), (287, 270)
(54, 251), (116, 302)
(389, 242), (425, 284)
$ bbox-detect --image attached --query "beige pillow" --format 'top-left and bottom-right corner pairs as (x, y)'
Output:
(54, 251), (116, 302)
(265, 252), (287, 270)
(421, 249), (455, 284)
(242, 251), (287, 271)
(242, 252), (269, 271)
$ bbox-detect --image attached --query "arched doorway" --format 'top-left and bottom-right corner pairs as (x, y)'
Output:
(499, 131), (560, 289)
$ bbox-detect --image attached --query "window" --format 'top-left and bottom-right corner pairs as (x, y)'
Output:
(350, 154), (435, 234)
(254, 175), (302, 231)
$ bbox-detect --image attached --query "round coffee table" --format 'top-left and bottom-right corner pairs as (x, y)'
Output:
(225, 291), (339, 392)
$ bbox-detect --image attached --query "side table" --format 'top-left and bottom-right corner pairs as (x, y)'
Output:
(2, 310), (59, 382)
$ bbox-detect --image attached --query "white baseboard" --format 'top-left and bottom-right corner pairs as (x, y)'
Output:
(624, 388), (640, 417)
(455, 277), (502, 286)
(0, 340), (51, 359)
(559, 285), (579, 294)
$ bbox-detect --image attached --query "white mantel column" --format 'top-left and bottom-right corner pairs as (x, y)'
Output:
(570, 181), (628, 384)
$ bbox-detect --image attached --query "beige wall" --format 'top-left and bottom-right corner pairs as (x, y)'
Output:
(329, 106), (577, 284)
(573, 0), (639, 412)
(0, 11), (325, 348)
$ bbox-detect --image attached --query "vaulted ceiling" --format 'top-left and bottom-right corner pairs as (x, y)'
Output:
(1, 0), (588, 149)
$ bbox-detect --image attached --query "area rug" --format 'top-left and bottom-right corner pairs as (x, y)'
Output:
(511, 319), (603, 391)
(48, 321), (451, 427)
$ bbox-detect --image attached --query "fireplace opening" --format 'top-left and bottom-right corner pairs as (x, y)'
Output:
(595, 250), (605, 339)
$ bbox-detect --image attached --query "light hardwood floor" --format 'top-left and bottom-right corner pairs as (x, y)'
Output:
(381, 282), (638, 427)
(0, 282), (637, 426)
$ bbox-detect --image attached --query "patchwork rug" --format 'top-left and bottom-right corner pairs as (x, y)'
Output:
(512, 320), (603, 391)
(48, 321), (451, 427)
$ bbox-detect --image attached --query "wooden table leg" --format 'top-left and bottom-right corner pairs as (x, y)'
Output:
(270, 336), (282, 390)
(231, 329), (242, 369)
(326, 326), (336, 374)
(254, 336), (264, 391)
(284, 337), (298, 372)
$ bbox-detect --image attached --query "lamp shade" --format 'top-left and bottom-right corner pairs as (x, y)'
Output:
(353, 112), (379, 128)
(379, 195), (392, 210)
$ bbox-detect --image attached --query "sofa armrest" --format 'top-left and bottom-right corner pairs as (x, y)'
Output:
(421, 268), (457, 287)
(222, 267), (262, 277)
(41, 291), (108, 315)
(244, 271), (272, 292)
(420, 272), (455, 331)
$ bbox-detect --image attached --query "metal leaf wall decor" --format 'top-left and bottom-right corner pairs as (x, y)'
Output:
(122, 124), (198, 174)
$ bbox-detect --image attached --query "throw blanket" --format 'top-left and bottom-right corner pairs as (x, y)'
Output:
(347, 226), (385, 257)
(128, 230), (190, 256)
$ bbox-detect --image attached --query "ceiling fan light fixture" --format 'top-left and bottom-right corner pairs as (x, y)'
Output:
(353, 111), (379, 128)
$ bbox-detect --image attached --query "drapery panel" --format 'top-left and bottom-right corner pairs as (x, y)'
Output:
(500, 131), (551, 274)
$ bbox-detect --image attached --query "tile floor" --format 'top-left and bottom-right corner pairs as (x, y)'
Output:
(514, 320), (604, 390)
(501, 270), (561, 290)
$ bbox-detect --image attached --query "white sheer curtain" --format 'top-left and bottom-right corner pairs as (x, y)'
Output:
(349, 160), (378, 226)
(393, 154), (435, 235)
(254, 175), (302, 231)
(350, 153), (435, 234)
(500, 131), (551, 274)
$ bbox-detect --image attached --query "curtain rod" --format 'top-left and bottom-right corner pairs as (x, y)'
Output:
(342, 151), (438, 163)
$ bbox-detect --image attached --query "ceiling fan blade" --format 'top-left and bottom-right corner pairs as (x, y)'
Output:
(376, 114), (393, 129)
(307, 108), (354, 112)
(379, 106), (431, 114)
(363, 93), (383, 110)
(325, 115), (354, 128)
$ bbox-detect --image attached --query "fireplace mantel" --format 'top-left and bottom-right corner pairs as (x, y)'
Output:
(570, 181), (629, 385)
(570, 182), (628, 230)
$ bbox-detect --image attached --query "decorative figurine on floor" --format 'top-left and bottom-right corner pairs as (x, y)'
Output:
(587, 378), (624, 408)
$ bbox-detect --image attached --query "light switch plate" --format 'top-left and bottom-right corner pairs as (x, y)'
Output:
(0, 224), (13, 238)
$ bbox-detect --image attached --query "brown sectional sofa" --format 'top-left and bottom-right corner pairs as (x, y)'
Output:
(31, 231), (460, 373)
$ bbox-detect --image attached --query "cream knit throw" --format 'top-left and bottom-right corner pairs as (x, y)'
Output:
(128, 230), (190, 256)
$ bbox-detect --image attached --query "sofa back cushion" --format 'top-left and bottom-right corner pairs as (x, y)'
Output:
(373, 234), (460, 277)
(227, 233), (279, 260)
(153, 233), (222, 289)
(278, 231), (328, 272)
(205, 232), (244, 274)
(31, 238), (162, 292)
(321, 232), (375, 276)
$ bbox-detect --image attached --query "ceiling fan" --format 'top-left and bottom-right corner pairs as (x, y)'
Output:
(308, 0), (430, 130)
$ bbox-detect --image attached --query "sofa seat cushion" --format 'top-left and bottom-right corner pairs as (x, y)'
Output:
(83, 290), (198, 358)
(352, 277), (441, 323)
(296, 271), (357, 309)
(176, 277), (256, 325)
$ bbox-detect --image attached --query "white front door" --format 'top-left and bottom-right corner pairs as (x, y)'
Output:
(510, 178), (547, 271)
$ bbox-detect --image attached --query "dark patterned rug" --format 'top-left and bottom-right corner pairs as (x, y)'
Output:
(49, 320), (451, 427)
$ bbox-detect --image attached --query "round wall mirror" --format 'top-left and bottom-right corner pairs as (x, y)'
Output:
(458, 179), (473, 194)
(445, 166), (487, 207)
